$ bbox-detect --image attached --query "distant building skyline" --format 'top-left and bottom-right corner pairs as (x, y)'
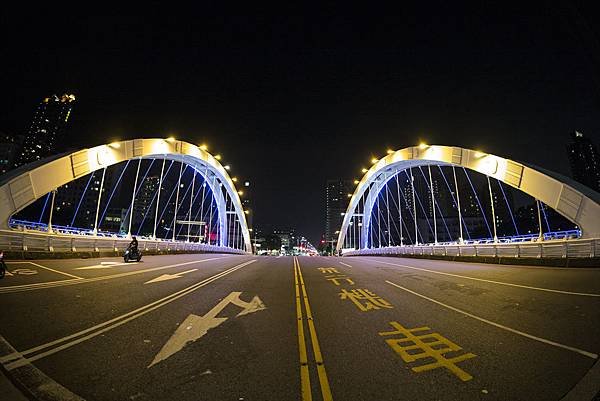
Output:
(0, 132), (23, 175)
(325, 179), (353, 243)
(567, 131), (600, 193)
(16, 93), (75, 167)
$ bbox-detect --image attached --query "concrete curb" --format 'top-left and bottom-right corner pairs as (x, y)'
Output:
(0, 335), (85, 400)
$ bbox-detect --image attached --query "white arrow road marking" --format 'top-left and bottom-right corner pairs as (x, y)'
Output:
(4, 270), (14, 276)
(76, 262), (137, 270)
(148, 291), (266, 367)
(144, 269), (198, 284)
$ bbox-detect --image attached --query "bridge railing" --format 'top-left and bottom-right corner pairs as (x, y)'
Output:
(341, 238), (599, 259)
(0, 229), (246, 255)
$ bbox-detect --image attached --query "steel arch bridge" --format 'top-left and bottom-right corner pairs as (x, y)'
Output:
(0, 138), (252, 253)
(336, 145), (600, 254)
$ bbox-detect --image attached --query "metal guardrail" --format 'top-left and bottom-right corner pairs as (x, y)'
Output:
(342, 238), (599, 259)
(0, 229), (247, 255)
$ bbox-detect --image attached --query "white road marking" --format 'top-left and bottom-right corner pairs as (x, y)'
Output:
(366, 259), (600, 297)
(148, 291), (266, 367)
(385, 280), (598, 360)
(144, 269), (198, 284)
(76, 262), (137, 270)
(0, 256), (234, 294)
(11, 268), (38, 275)
(7, 261), (82, 280)
(339, 262), (353, 268)
(0, 260), (257, 370)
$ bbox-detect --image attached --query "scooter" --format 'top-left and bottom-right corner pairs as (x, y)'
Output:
(124, 246), (142, 263)
(0, 251), (6, 279)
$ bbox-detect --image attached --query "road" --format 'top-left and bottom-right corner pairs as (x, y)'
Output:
(0, 254), (599, 401)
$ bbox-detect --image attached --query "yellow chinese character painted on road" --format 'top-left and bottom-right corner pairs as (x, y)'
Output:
(318, 267), (340, 274)
(379, 321), (476, 382)
(326, 275), (355, 286)
(339, 289), (393, 311)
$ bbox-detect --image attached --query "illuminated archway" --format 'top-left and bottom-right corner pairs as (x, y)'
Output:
(336, 145), (600, 252)
(0, 138), (251, 252)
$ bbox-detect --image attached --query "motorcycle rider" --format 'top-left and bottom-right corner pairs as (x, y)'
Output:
(129, 236), (138, 254)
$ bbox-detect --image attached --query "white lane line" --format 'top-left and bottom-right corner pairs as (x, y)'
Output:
(10, 261), (82, 280)
(0, 260), (257, 369)
(339, 262), (353, 268)
(366, 259), (600, 297)
(0, 256), (236, 293)
(385, 280), (598, 360)
(76, 262), (136, 270)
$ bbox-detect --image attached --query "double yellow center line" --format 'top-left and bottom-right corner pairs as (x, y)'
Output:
(293, 256), (333, 401)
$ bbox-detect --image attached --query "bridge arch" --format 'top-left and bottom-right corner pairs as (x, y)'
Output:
(0, 138), (251, 252)
(336, 145), (600, 253)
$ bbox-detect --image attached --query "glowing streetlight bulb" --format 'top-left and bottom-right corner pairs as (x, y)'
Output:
(386, 149), (394, 154)
(166, 136), (176, 143)
(232, 177), (238, 182)
(199, 144), (208, 151)
(361, 168), (368, 173)
(224, 165), (230, 170)
(371, 158), (378, 164)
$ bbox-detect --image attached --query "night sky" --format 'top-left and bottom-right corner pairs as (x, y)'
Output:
(2, 5), (599, 243)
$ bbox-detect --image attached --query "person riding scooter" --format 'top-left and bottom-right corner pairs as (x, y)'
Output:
(130, 236), (138, 253)
(124, 237), (142, 262)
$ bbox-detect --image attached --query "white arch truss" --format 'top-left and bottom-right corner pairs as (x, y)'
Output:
(336, 145), (600, 252)
(0, 138), (252, 252)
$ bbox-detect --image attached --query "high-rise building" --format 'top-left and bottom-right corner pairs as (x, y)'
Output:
(567, 131), (600, 192)
(241, 180), (252, 230)
(326, 179), (353, 242)
(0, 132), (23, 175)
(16, 93), (76, 167)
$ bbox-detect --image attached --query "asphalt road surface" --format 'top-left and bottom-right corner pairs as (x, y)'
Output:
(0, 254), (599, 401)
